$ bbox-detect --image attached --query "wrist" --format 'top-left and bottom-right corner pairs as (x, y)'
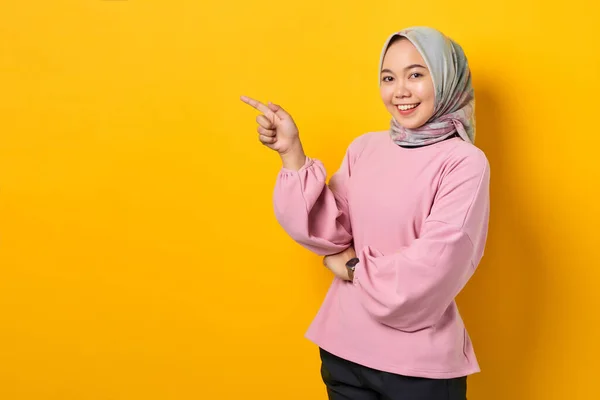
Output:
(280, 140), (306, 170)
(345, 257), (359, 282)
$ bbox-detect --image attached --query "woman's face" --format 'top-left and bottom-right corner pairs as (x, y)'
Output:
(380, 38), (436, 129)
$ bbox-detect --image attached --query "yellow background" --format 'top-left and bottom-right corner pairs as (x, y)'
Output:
(1, 1), (599, 399)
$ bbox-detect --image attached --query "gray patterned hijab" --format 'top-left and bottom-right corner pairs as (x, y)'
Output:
(379, 27), (476, 146)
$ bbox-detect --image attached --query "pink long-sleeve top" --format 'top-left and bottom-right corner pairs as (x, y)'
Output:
(273, 131), (490, 378)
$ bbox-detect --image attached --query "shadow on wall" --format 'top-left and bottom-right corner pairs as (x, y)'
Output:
(457, 80), (549, 400)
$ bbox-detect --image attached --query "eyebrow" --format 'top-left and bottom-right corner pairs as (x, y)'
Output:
(381, 64), (427, 74)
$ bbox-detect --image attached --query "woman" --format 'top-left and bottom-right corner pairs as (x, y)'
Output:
(241, 26), (490, 400)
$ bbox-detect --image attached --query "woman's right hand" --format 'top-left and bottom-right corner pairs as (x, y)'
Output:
(240, 96), (306, 169)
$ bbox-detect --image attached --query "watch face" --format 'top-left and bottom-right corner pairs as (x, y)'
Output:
(346, 257), (359, 268)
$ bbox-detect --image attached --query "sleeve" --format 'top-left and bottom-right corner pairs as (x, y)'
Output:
(272, 137), (365, 256)
(353, 152), (491, 332)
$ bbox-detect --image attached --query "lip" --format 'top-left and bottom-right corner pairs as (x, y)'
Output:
(396, 103), (420, 116)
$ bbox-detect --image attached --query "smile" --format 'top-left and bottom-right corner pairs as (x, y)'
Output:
(397, 103), (419, 111)
(396, 103), (420, 116)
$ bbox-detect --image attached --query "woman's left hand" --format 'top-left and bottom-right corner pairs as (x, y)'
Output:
(323, 246), (356, 281)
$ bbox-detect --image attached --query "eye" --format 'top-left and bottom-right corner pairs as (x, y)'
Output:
(382, 76), (394, 83)
(409, 72), (423, 79)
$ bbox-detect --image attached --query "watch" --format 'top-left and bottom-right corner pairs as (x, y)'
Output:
(345, 257), (359, 281)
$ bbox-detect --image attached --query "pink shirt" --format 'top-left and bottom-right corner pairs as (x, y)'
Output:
(273, 131), (490, 379)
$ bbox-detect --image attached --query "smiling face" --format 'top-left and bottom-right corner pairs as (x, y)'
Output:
(380, 37), (436, 129)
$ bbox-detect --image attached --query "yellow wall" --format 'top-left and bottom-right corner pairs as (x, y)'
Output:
(1, 1), (599, 399)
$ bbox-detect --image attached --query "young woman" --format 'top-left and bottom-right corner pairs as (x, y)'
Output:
(241, 26), (490, 400)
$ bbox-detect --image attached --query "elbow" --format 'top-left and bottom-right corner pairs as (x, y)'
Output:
(296, 237), (350, 256)
(276, 217), (352, 256)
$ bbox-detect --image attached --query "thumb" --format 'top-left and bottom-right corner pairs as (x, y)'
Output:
(267, 102), (291, 120)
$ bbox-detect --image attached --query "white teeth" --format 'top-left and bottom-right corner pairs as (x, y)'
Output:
(397, 104), (419, 111)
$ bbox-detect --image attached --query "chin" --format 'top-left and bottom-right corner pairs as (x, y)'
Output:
(393, 114), (427, 130)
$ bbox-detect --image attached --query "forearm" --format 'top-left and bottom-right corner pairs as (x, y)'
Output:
(274, 156), (353, 255)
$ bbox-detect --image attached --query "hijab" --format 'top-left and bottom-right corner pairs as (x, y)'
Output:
(379, 27), (476, 147)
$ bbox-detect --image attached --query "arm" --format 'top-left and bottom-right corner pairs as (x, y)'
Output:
(240, 95), (357, 256)
(273, 138), (364, 256)
(353, 153), (490, 332)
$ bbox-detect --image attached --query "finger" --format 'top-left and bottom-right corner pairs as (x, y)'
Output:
(256, 114), (275, 129)
(258, 134), (276, 144)
(267, 102), (291, 120)
(257, 126), (276, 137)
(241, 95), (271, 115)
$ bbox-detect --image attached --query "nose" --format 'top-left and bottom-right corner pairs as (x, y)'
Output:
(393, 80), (410, 99)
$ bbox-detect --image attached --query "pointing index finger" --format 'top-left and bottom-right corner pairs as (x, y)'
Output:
(240, 95), (271, 115)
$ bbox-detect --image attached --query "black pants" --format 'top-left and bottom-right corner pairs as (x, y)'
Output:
(319, 348), (467, 400)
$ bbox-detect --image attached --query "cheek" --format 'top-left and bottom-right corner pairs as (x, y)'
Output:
(414, 81), (435, 103)
(380, 87), (394, 104)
